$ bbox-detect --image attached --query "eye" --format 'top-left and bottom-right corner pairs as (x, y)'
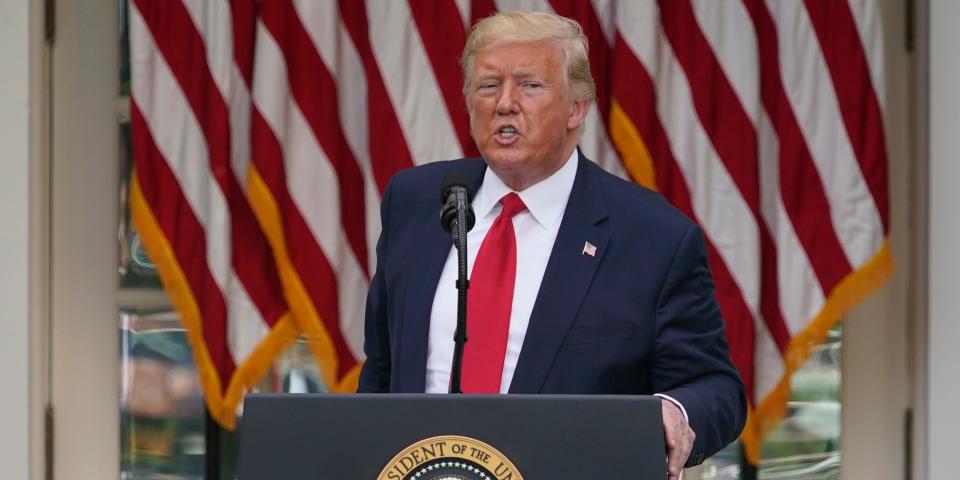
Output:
(522, 82), (544, 92)
(476, 83), (498, 95)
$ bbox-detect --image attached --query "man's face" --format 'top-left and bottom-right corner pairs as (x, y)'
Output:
(467, 41), (588, 190)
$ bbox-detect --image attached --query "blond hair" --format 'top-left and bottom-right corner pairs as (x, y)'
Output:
(461, 11), (596, 102)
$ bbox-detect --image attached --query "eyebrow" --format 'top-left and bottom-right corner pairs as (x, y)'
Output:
(473, 70), (543, 82)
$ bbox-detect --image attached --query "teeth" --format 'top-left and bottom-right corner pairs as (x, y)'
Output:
(499, 126), (517, 137)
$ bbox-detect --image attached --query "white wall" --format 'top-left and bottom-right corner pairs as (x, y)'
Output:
(49, 0), (120, 477)
(0, 0), (34, 478)
(928, 1), (960, 478)
(840, 1), (913, 478)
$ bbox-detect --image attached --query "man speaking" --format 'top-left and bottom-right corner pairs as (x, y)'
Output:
(358, 11), (746, 478)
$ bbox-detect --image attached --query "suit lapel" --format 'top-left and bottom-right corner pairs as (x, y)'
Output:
(398, 159), (487, 392)
(510, 155), (609, 393)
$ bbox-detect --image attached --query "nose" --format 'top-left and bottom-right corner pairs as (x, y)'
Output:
(495, 81), (519, 115)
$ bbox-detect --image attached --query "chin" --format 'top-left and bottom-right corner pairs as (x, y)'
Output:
(483, 154), (529, 174)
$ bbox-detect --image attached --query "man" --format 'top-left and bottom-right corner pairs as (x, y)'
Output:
(358, 11), (746, 479)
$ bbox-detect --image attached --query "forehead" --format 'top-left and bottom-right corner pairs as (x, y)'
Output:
(471, 41), (565, 76)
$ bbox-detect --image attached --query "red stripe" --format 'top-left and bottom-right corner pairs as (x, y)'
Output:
(259, 0), (370, 276)
(658, 0), (790, 353)
(340, 0), (416, 193)
(131, 102), (236, 389)
(135, 0), (288, 325)
(611, 34), (755, 402)
(251, 109), (358, 378)
(229, 0), (256, 86)
(803, 0), (890, 233)
(471, 0), (497, 25)
(549, 0), (612, 123)
(408, 0), (479, 157)
(742, 0), (853, 292)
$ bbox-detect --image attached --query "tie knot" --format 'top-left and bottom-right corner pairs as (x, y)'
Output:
(499, 192), (527, 218)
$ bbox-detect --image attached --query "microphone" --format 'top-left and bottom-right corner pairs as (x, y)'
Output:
(440, 172), (475, 394)
(440, 173), (476, 239)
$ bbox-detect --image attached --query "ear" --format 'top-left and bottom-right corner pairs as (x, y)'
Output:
(567, 98), (590, 130)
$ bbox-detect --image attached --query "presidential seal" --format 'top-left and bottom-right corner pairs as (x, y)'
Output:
(378, 435), (524, 480)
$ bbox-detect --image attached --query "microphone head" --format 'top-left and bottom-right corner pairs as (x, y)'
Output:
(440, 172), (476, 234)
(440, 172), (474, 203)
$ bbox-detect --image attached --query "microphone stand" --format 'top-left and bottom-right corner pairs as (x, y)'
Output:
(449, 190), (469, 394)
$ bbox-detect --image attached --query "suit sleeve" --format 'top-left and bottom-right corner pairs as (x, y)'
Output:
(357, 179), (394, 393)
(652, 223), (747, 466)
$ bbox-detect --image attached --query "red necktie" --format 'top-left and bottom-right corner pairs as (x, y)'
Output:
(462, 193), (527, 393)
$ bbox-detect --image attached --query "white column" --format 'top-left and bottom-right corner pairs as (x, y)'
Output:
(0, 0), (33, 478)
(928, 1), (960, 478)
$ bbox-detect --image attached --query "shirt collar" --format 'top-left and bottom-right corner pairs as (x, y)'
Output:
(474, 148), (579, 229)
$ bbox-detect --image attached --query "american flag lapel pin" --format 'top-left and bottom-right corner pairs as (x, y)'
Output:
(582, 241), (597, 257)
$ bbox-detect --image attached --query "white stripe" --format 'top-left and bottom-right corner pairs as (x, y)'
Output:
(846, 0), (886, 112)
(223, 280), (270, 363)
(365, 0), (463, 164)
(591, 0), (617, 47)
(181, 0), (254, 194)
(455, 0), (471, 28)
(614, 0), (660, 73)
(754, 323), (785, 402)
(653, 43), (761, 317)
(691, 0), (761, 127)
(291, 0), (337, 80)
(295, 2), (382, 273)
(297, 3), (379, 351)
(618, 3), (762, 320)
(494, 0), (552, 13)
(181, 0), (233, 102)
(768, 0), (884, 268)
(252, 22), (367, 359)
(685, 1), (793, 398)
(756, 113), (826, 335)
(692, 0), (826, 334)
(581, 104), (628, 179)
(180, 0), (272, 359)
(130, 5), (232, 300)
(337, 22), (382, 276)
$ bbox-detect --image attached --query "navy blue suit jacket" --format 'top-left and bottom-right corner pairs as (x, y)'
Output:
(358, 154), (746, 465)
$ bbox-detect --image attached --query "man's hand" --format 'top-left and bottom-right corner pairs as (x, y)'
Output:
(662, 398), (695, 480)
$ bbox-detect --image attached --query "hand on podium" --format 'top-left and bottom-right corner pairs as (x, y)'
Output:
(662, 398), (695, 480)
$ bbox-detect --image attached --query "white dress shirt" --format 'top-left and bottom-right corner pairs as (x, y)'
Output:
(422, 149), (689, 421)
(426, 149), (578, 393)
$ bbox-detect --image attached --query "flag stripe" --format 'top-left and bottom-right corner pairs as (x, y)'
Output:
(364, 0), (464, 164)
(611, 30), (757, 401)
(549, 0), (627, 178)
(767, 0), (883, 269)
(803, 0), (890, 233)
(135, 0), (288, 328)
(339, 0), (416, 192)
(251, 16), (370, 362)
(659, 0), (790, 353)
(409, 0), (479, 157)
(250, 107), (358, 379)
(845, 0), (885, 111)
(259, 0), (370, 276)
(283, 0), (384, 271)
(472, 0), (498, 23)
(227, 0), (255, 85)
(742, 0), (853, 292)
(131, 102), (236, 386)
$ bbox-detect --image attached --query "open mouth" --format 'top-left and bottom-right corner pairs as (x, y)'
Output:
(493, 125), (520, 145)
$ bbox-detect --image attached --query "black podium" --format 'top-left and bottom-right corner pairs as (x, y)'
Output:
(237, 394), (667, 479)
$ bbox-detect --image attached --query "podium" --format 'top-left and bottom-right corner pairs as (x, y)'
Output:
(237, 394), (667, 479)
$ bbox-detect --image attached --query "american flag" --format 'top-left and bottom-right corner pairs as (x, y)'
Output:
(129, 0), (891, 462)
